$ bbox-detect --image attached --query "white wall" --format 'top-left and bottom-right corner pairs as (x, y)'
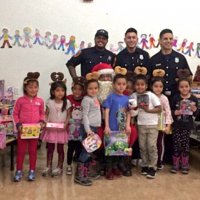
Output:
(0, 0), (200, 100)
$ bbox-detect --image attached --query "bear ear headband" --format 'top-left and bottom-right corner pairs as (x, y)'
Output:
(24, 72), (40, 84)
(176, 69), (192, 81)
(114, 66), (127, 75)
(86, 72), (100, 80)
(152, 69), (165, 77)
(134, 66), (147, 75)
(50, 72), (67, 84)
(72, 76), (86, 88)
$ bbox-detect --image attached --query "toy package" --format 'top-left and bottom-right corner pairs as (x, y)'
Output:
(68, 119), (82, 141)
(46, 122), (65, 129)
(82, 133), (102, 153)
(104, 131), (132, 156)
(137, 93), (149, 107)
(180, 99), (193, 115)
(0, 125), (6, 149)
(21, 123), (41, 139)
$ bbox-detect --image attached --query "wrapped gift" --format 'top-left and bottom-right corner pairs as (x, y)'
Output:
(82, 133), (102, 153)
(158, 111), (165, 131)
(137, 93), (149, 107)
(46, 122), (65, 129)
(104, 131), (132, 156)
(21, 123), (41, 139)
(180, 99), (193, 115)
(68, 119), (82, 141)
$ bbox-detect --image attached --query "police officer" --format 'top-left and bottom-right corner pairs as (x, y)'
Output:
(150, 28), (192, 99)
(66, 29), (115, 79)
(115, 28), (150, 73)
(150, 29), (192, 165)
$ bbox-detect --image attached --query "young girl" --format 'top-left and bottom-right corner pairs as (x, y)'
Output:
(13, 72), (45, 182)
(66, 77), (85, 175)
(130, 74), (161, 179)
(42, 72), (68, 177)
(171, 77), (198, 174)
(151, 75), (173, 170)
(103, 72), (131, 180)
(74, 79), (101, 186)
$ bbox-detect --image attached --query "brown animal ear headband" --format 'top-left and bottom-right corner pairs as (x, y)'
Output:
(50, 72), (66, 84)
(152, 69), (165, 77)
(24, 72), (40, 84)
(72, 76), (86, 88)
(134, 66), (147, 75)
(86, 71), (99, 80)
(176, 69), (192, 81)
(115, 66), (127, 75)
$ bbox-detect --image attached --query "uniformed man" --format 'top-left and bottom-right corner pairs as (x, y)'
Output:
(150, 29), (192, 99)
(115, 28), (150, 73)
(66, 29), (115, 79)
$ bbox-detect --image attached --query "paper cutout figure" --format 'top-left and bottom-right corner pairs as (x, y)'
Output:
(173, 36), (178, 48)
(196, 43), (200, 58)
(22, 27), (32, 48)
(0, 28), (12, 48)
(48, 34), (58, 50)
(177, 39), (187, 53)
(43, 31), (51, 47)
(33, 29), (43, 45)
(65, 35), (76, 55)
(57, 35), (66, 51)
(140, 34), (149, 49)
(87, 42), (92, 48)
(13, 30), (22, 47)
(184, 42), (194, 56)
(117, 41), (124, 52)
(149, 34), (156, 49)
(104, 131), (132, 156)
(79, 41), (85, 50)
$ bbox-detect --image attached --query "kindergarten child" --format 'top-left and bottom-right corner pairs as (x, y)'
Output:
(130, 74), (161, 179)
(170, 76), (198, 174)
(151, 73), (173, 170)
(66, 77), (85, 175)
(42, 72), (68, 177)
(13, 72), (45, 182)
(74, 79), (101, 186)
(103, 70), (131, 180)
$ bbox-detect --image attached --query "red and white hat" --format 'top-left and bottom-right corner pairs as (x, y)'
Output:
(92, 63), (114, 75)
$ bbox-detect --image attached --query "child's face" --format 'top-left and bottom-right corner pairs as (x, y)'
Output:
(25, 82), (39, 98)
(87, 82), (99, 97)
(113, 78), (127, 94)
(99, 74), (112, 81)
(53, 87), (65, 100)
(178, 80), (190, 96)
(152, 81), (163, 96)
(126, 80), (134, 95)
(135, 79), (147, 94)
(72, 84), (83, 98)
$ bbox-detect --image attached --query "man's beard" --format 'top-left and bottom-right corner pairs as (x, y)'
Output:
(98, 81), (113, 104)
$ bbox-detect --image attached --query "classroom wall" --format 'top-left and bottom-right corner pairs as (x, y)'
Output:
(0, 0), (199, 100)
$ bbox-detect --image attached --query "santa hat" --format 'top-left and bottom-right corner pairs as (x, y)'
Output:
(92, 63), (114, 75)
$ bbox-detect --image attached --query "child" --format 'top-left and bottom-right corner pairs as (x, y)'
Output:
(103, 71), (131, 180)
(151, 75), (173, 170)
(66, 77), (85, 175)
(130, 74), (161, 179)
(13, 72), (45, 182)
(74, 79), (101, 186)
(171, 77), (198, 174)
(42, 72), (68, 177)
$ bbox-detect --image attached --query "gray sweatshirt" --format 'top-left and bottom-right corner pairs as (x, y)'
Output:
(81, 95), (101, 132)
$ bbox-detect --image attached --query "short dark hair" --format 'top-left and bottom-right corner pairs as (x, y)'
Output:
(159, 29), (173, 39)
(135, 74), (148, 85)
(125, 28), (137, 36)
(85, 79), (99, 92)
(151, 76), (164, 87)
(113, 74), (127, 84)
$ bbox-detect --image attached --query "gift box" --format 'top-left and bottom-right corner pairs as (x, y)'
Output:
(46, 122), (65, 129)
(104, 131), (132, 156)
(68, 119), (82, 141)
(21, 123), (41, 139)
(82, 133), (102, 153)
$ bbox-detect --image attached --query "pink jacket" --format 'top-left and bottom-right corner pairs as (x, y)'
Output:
(13, 95), (45, 124)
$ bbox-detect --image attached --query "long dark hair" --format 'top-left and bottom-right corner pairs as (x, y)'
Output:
(50, 81), (67, 112)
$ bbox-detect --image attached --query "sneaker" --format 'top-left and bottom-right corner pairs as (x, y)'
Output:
(170, 167), (178, 174)
(181, 168), (189, 175)
(14, 170), (23, 182)
(28, 170), (36, 181)
(112, 168), (122, 177)
(105, 168), (114, 180)
(88, 172), (100, 180)
(66, 166), (72, 175)
(146, 168), (156, 179)
(42, 167), (52, 177)
(51, 168), (63, 177)
(74, 176), (92, 186)
(157, 164), (164, 170)
(141, 167), (149, 175)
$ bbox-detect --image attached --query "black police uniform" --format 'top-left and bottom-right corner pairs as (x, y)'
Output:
(115, 47), (150, 72)
(150, 50), (192, 98)
(66, 47), (115, 77)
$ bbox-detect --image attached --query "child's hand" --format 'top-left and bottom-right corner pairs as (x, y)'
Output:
(104, 126), (111, 135)
(40, 121), (46, 130)
(165, 126), (171, 134)
(141, 105), (149, 112)
(174, 110), (182, 115)
(190, 103), (197, 112)
(87, 130), (94, 137)
(125, 126), (131, 136)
